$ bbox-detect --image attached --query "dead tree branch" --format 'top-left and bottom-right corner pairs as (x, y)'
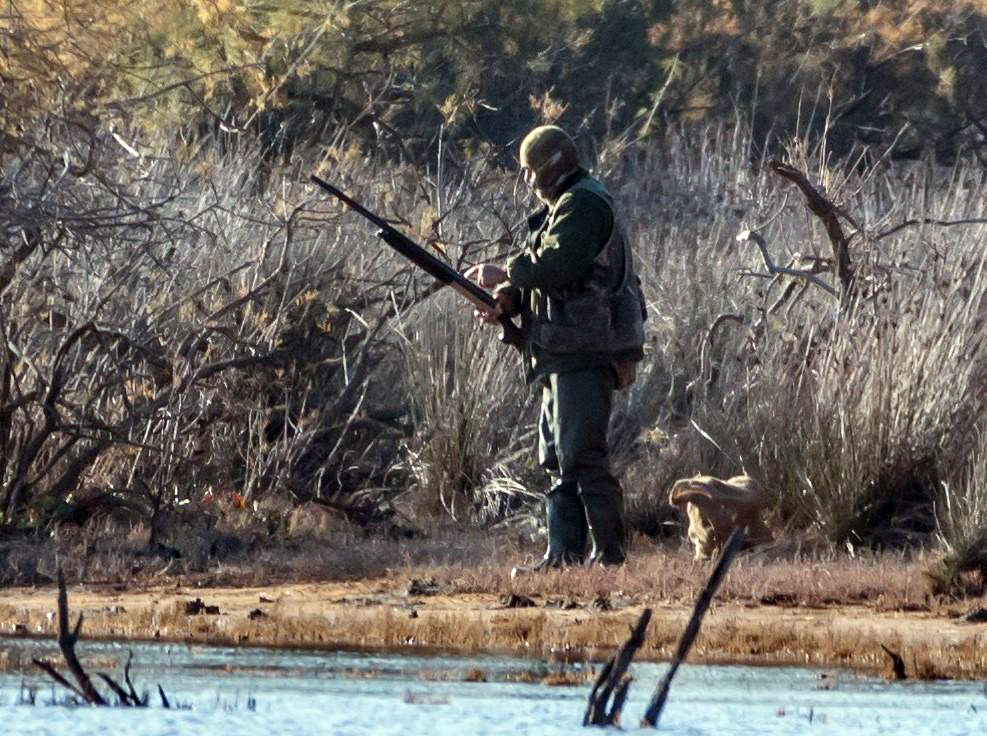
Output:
(32, 659), (86, 700)
(97, 673), (135, 706)
(874, 217), (987, 242)
(768, 161), (855, 301)
(736, 230), (839, 298)
(54, 567), (106, 704)
(700, 313), (745, 393)
(584, 608), (652, 726)
(33, 568), (166, 707)
(124, 652), (145, 705)
(33, 568), (108, 705)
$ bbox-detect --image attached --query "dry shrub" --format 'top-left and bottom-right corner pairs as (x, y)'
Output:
(617, 124), (987, 557)
(6, 105), (987, 580)
(929, 426), (987, 595)
(396, 298), (536, 521)
(1, 117), (526, 538)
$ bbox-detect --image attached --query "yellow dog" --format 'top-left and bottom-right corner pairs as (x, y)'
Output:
(669, 474), (773, 559)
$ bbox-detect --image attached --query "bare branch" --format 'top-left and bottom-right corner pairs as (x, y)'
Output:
(52, 568), (107, 705)
(736, 230), (839, 297)
(32, 658), (85, 700)
(768, 161), (855, 300)
(584, 608), (652, 726)
(874, 217), (987, 242)
(124, 652), (145, 705)
(642, 531), (745, 727)
(97, 672), (134, 706)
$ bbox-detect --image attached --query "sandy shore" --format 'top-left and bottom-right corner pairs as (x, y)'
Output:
(3, 575), (987, 681)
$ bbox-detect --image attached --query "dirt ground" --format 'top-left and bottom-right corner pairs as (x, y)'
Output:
(3, 560), (987, 682)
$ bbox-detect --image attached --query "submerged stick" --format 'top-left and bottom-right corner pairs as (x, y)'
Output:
(32, 658), (85, 700)
(34, 570), (166, 707)
(584, 608), (652, 726)
(34, 568), (109, 705)
(124, 651), (146, 705)
(641, 530), (745, 728)
(98, 672), (134, 706)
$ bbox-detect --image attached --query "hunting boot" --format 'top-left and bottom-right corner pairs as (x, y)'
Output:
(580, 485), (626, 567)
(511, 482), (587, 578)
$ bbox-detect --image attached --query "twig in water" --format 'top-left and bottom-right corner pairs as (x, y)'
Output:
(124, 651), (147, 705)
(641, 530), (746, 728)
(159, 684), (172, 709)
(583, 608), (652, 726)
(34, 568), (108, 705)
(97, 672), (135, 706)
(32, 658), (86, 701)
(33, 568), (167, 707)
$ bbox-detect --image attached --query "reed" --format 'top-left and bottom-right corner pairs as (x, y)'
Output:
(4, 115), (987, 589)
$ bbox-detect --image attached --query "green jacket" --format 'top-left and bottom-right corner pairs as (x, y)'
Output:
(502, 170), (645, 380)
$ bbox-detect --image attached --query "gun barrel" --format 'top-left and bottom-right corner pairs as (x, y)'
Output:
(310, 174), (522, 347)
(310, 175), (389, 230)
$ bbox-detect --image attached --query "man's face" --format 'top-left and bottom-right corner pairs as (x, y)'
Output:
(521, 165), (552, 204)
(521, 165), (537, 189)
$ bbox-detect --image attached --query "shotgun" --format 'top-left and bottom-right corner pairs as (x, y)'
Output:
(310, 174), (523, 349)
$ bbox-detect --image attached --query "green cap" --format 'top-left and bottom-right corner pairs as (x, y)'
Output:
(519, 125), (579, 193)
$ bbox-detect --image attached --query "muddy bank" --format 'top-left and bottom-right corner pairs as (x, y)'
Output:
(3, 574), (987, 681)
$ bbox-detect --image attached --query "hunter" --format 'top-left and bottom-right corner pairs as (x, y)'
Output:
(466, 124), (646, 575)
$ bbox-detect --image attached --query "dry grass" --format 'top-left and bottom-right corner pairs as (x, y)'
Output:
(0, 515), (956, 612)
(930, 427), (987, 594)
(5, 117), (987, 645)
(3, 537), (986, 682)
(4, 520), (987, 681)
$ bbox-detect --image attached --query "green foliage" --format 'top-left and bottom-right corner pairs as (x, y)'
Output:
(5, 0), (986, 163)
(808, 0), (853, 16)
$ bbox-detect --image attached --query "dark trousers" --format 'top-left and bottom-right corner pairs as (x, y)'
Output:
(537, 366), (625, 563)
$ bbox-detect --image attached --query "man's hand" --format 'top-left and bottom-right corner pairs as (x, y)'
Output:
(469, 290), (519, 325)
(464, 263), (511, 325)
(464, 263), (507, 289)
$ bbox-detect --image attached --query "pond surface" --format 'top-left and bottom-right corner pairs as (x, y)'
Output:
(2, 636), (985, 735)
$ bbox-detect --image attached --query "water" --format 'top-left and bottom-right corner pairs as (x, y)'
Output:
(2, 637), (986, 735)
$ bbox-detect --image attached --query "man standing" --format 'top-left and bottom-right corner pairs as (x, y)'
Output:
(466, 125), (645, 574)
